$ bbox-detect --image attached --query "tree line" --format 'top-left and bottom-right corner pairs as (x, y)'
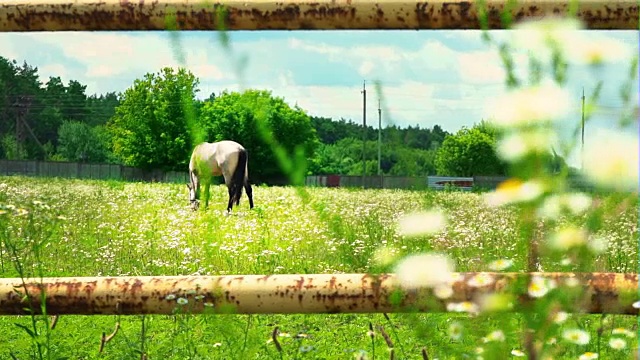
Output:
(1, 56), (571, 184)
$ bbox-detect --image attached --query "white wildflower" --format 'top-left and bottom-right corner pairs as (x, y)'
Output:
(397, 210), (447, 237)
(394, 253), (455, 289)
(497, 128), (558, 162)
(581, 128), (639, 192)
(537, 192), (592, 219)
(612, 328), (635, 338)
(578, 352), (598, 360)
(528, 275), (556, 298)
(552, 311), (569, 324)
(587, 236), (608, 254)
(372, 246), (396, 266)
(446, 301), (479, 314)
(177, 297), (188, 305)
(488, 259), (514, 271)
(434, 284), (454, 299)
(565, 36), (632, 66)
(484, 178), (545, 208)
(467, 273), (495, 287)
(511, 349), (526, 357)
(608, 338), (627, 350)
(483, 330), (506, 342)
(485, 80), (573, 128)
(547, 226), (588, 250)
(448, 322), (463, 341)
(512, 17), (583, 59)
(563, 329), (590, 345)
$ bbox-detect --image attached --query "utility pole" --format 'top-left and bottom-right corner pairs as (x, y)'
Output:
(361, 80), (366, 188)
(581, 87), (585, 170)
(377, 97), (382, 177)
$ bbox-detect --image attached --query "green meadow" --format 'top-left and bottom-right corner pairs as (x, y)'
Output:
(0, 176), (637, 359)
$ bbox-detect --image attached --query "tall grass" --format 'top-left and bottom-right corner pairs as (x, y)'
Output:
(0, 176), (637, 358)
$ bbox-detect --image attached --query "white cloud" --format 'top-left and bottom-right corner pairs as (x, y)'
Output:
(0, 30), (635, 137)
(358, 61), (375, 76)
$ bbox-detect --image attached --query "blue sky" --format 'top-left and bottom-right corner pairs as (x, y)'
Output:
(0, 29), (637, 166)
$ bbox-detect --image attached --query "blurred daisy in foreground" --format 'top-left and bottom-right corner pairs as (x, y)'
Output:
(397, 209), (447, 237)
(484, 178), (545, 208)
(581, 128), (639, 192)
(537, 192), (592, 219)
(547, 226), (588, 250)
(485, 80), (573, 128)
(565, 36), (633, 66)
(394, 253), (455, 289)
(448, 322), (463, 341)
(482, 330), (506, 343)
(511, 17), (583, 60)
(511, 349), (526, 357)
(608, 338), (627, 350)
(496, 128), (558, 162)
(612, 328), (635, 338)
(488, 258), (514, 271)
(446, 301), (480, 314)
(563, 328), (591, 345)
(513, 17), (631, 66)
(578, 352), (598, 360)
(528, 275), (557, 298)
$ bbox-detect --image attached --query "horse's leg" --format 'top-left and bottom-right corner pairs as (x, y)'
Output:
(203, 180), (211, 209)
(244, 180), (254, 209)
(223, 173), (234, 213)
(226, 184), (235, 213)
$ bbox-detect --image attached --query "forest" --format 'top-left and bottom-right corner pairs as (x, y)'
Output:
(0, 56), (543, 184)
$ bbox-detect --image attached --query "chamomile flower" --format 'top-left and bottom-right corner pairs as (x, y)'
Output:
(485, 80), (573, 128)
(394, 253), (455, 289)
(608, 338), (627, 350)
(488, 258), (514, 271)
(563, 329), (590, 345)
(581, 128), (639, 192)
(528, 275), (556, 298)
(467, 273), (495, 287)
(578, 352), (598, 360)
(397, 210), (447, 237)
(511, 349), (526, 357)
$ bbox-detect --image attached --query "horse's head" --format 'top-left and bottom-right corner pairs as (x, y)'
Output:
(186, 183), (199, 210)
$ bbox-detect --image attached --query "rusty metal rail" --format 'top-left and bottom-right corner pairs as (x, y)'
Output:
(0, 272), (637, 316)
(0, 0), (638, 32)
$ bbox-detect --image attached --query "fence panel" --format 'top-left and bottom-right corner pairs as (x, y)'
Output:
(0, 160), (189, 184)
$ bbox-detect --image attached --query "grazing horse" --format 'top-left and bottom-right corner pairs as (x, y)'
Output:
(187, 141), (254, 213)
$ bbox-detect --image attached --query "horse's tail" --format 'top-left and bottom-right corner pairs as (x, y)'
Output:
(230, 148), (247, 205)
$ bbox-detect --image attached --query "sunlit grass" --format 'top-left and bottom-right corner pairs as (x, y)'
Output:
(0, 176), (636, 359)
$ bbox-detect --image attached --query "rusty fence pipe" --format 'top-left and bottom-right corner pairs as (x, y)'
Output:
(0, 272), (637, 316)
(0, 0), (638, 32)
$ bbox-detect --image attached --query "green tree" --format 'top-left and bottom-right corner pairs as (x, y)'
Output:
(199, 89), (320, 184)
(434, 125), (507, 177)
(107, 67), (200, 171)
(0, 133), (27, 160)
(57, 121), (111, 162)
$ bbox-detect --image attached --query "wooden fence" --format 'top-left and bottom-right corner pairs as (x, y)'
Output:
(306, 174), (596, 191)
(0, 159), (189, 183)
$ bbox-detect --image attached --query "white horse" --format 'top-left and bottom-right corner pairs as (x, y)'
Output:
(187, 141), (254, 212)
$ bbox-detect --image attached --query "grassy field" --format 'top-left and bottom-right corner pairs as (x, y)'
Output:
(0, 175), (637, 359)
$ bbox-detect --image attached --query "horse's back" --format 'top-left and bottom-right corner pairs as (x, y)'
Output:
(191, 141), (246, 177)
